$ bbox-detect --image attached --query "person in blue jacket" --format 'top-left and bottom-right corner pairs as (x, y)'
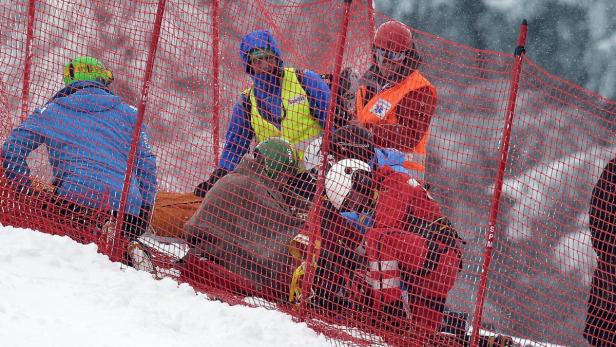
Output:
(194, 29), (331, 197)
(2, 56), (157, 269)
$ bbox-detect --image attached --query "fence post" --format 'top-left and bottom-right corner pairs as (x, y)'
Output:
(113, 0), (167, 250)
(299, 0), (353, 317)
(469, 19), (528, 347)
(21, 0), (37, 121)
(211, 0), (221, 166)
(366, 0), (375, 36)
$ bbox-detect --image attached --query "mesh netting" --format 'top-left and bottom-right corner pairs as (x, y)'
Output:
(0, 1), (615, 346)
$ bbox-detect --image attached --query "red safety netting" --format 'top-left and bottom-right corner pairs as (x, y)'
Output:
(0, 1), (615, 346)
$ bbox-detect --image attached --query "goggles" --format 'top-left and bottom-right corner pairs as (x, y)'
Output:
(249, 49), (277, 62)
(374, 47), (406, 62)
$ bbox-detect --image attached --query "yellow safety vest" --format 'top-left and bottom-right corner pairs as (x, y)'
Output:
(248, 68), (323, 160)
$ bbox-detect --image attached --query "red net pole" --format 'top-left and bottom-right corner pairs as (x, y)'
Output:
(299, 0), (353, 317)
(470, 19), (528, 347)
(366, 0), (375, 37)
(20, 0), (37, 121)
(113, 0), (167, 246)
(211, 0), (221, 166)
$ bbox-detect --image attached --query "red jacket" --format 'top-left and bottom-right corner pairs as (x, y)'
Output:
(373, 166), (442, 230)
(365, 167), (462, 336)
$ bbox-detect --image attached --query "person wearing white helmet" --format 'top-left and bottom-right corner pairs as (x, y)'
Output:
(311, 158), (464, 344)
(325, 158), (374, 213)
(338, 163), (462, 344)
(303, 158), (375, 312)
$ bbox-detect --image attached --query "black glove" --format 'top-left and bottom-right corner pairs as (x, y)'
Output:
(429, 217), (460, 248)
(286, 170), (317, 201)
(194, 168), (228, 197)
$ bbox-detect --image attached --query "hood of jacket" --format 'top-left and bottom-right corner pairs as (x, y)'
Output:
(53, 81), (121, 113)
(240, 30), (284, 97)
(233, 156), (284, 190)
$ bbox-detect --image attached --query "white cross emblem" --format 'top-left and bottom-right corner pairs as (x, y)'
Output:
(370, 99), (392, 119)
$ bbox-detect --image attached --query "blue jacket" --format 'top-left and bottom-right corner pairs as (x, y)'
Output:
(219, 29), (331, 171)
(2, 81), (157, 216)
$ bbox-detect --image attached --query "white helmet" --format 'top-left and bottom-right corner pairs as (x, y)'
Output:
(301, 136), (336, 172)
(325, 159), (372, 210)
(301, 136), (323, 171)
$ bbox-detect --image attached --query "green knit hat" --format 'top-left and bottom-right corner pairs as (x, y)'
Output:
(254, 137), (298, 179)
(63, 56), (113, 85)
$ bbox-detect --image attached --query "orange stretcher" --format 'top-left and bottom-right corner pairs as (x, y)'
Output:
(149, 191), (202, 238)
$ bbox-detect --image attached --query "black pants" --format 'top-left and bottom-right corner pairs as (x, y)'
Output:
(111, 210), (149, 241)
(49, 197), (147, 243)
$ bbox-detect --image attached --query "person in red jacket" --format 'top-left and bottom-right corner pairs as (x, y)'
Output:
(320, 159), (462, 342)
(355, 21), (437, 181)
(365, 166), (463, 343)
(307, 158), (375, 313)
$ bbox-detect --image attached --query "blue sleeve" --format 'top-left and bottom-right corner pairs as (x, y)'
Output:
(302, 70), (331, 129)
(218, 95), (254, 171)
(375, 148), (410, 174)
(341, 211), (374, 235)
(134, 126), (157, 207)
(1, 110), (46, 190)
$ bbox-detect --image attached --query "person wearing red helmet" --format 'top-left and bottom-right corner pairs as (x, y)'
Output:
(355, 21), (437, 182)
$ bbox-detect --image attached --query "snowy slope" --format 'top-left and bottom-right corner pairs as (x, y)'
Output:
(0, 225), (332, 347)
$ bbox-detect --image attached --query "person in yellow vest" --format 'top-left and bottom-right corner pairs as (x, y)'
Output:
(194, 29), (331, 197)
(355, 21), (437, 181)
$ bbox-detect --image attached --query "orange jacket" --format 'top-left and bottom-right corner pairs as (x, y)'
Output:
(356, 71), (436, 175)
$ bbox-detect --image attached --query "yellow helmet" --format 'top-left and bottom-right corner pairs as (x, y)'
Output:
(63, 56), (113, 85)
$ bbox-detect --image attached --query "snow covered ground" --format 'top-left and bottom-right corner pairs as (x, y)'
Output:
(0, 225), (332, 347)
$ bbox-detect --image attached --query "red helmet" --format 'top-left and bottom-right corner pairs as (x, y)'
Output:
(373, 21), (412, 53)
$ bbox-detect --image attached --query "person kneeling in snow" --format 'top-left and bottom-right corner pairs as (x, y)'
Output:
(315, 158), (463, 343)
(365, 165), (463, 343)
(297, 158), (376, 313)
(1, 56), (157, 272)
(182, 137), (306, 301)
